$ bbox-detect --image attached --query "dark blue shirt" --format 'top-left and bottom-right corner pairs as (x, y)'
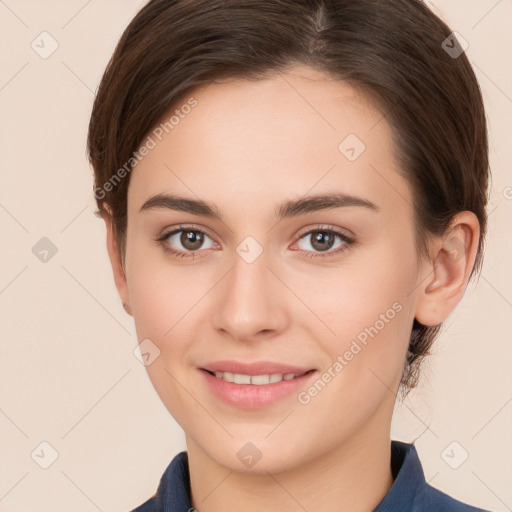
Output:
(131, 440), (490, 511)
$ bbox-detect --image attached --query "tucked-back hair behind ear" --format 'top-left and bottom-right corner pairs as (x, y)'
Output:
(87, 0), (489, 394)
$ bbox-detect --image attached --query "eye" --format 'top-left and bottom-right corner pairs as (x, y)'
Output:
(155, 223), (354, 260)
(155, 225), (217, 259)
(293, 225), (354, 259)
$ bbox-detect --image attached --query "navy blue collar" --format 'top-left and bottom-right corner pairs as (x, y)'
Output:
(132, 440), (488, 511)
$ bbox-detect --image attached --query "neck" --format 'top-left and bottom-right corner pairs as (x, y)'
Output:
(186, 416), (394, 512)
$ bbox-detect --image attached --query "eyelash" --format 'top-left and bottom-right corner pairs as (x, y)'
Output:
(155, 224), (355, 260)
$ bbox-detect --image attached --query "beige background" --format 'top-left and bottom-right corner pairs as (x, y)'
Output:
(0, 1), (511, 511)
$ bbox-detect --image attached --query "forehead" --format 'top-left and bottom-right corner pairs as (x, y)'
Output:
(127, 65), (412, 218)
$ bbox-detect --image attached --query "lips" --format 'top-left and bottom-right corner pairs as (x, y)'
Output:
(198, 360), (317, 409)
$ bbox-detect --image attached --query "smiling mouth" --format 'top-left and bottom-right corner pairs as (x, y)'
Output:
(202, 369), (315, 385)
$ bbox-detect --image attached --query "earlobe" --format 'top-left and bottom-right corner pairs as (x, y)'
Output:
(104, 216), (132, 316)
(414, 212), (480, 327)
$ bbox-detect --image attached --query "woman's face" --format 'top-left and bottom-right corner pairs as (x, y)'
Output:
(122, 65), (427, 472)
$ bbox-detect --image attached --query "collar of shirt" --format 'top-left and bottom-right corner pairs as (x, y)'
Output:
(131, 440), (489, 512)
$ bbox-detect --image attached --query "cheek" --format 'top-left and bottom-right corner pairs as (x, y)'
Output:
(305, 241), (416, 334)
(299, 238), (418, 383)
(125, 242), (186, 340)
(125, 251), (201, 422)
(292, 268), (415, 431)
(125, 244), (219, 368)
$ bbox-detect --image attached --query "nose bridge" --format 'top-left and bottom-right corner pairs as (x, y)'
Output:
(211, 241), (288, 339)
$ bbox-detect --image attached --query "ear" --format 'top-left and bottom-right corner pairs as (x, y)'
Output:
(414, 211), (480, 327)
(104, 215), (132, 316)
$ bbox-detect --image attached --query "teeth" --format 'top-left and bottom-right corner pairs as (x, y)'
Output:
(210, 371), (302, 385)
(234, 373), (251, 384)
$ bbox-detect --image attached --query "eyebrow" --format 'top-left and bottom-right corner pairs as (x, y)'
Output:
(139, 192), (379, 221)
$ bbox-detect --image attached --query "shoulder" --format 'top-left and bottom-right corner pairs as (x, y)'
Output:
(376, 441), (492, 512)
(416, 484), (491, 512)
(130, 451), (191, 512)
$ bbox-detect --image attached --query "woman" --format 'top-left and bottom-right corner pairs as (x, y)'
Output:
(87, 0), (491, 510)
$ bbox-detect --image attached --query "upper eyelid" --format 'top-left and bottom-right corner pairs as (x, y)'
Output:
(296, 224), (353, 240)
(160, 224), (215, 242)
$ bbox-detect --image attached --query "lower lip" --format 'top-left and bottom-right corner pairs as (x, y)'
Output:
(200, 369), (317, 409)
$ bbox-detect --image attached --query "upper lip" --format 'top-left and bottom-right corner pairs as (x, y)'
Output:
(200, 360), (315, 376)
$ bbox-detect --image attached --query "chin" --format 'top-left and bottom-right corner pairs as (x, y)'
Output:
(196, 434), (311, 474)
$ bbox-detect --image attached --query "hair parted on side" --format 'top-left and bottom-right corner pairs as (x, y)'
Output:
(87, 0), (489, 395)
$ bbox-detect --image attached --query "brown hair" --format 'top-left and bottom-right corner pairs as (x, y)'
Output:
(87, 0), (489, 394)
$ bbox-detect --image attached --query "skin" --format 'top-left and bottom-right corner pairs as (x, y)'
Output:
(104, 64), (479, 512)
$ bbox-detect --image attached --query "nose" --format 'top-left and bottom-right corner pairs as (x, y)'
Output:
(211, 246), (290, 342)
